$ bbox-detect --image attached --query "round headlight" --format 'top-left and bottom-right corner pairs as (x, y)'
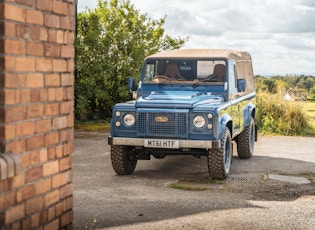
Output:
(193, 115), (206, 128)
(123, 114), (135, 126)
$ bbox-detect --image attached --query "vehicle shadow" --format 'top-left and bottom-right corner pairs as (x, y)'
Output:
(73, 132), (315, 229)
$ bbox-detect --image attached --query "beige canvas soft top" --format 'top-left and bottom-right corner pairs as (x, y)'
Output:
(146, 49), (255, 93)
(146, 49), (252, 60)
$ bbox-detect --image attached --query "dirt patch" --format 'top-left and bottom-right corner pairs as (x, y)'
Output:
(170, 174), (315, 201)
(249, 176), (315, 201)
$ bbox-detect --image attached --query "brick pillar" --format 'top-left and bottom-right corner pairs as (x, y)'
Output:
(0, 0), (75, 229)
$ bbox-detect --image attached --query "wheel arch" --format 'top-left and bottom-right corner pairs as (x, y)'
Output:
(218, 114), (233, 140)
(244, 103), (256, 127)
(251, 106), (256, 118)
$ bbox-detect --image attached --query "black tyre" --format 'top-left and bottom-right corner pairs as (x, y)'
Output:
(111, 145), (137, 175)
(207, 127), (232, 180)
(236, 117), (255, 159)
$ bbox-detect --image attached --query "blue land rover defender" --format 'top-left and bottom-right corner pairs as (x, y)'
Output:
(108, 49), (257, 179)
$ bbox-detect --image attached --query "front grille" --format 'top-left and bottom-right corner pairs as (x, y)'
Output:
(137, 111), (188, 138)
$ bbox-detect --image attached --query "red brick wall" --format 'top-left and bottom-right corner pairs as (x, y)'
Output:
(0, 0), (75, 229)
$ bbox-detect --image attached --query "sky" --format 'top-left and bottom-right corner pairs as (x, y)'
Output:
(77, 0), (315, 76)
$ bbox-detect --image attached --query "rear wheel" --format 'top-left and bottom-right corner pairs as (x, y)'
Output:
(236, 117), (255, 159)
(111, 145), (137, 175)
(207, 127), (232, 180)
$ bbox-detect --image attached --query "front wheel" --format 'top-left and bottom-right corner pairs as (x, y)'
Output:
(207, 127), (232, 180)
(111, 145), (137, 175)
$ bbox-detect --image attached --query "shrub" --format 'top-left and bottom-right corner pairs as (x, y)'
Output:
(256, 91), (312, 136)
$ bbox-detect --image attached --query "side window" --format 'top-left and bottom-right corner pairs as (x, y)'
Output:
(197, 60), (226, 80)
(142, 63), (155, 82)
(197, 61), (212, 79)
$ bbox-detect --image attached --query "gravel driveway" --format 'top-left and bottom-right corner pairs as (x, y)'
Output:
(73, 131), (315, 230)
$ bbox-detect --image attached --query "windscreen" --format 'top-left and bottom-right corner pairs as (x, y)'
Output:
(142, 59), (227, 83)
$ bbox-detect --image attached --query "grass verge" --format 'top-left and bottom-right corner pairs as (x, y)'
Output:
(74, 121), (110, 132)
(257, 92), (315, 136)
(169, 178), (224, 191)
(304, 101), (315, 130)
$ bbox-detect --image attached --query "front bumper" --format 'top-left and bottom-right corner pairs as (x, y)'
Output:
(108, 137), (221, 149)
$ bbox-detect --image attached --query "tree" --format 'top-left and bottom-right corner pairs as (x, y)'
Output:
(75, 0), (188, 120)
(309, 85), (315, 100)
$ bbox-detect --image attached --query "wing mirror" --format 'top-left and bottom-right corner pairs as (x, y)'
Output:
(128, 78), (135, 91)
(127, 78), (138, 99)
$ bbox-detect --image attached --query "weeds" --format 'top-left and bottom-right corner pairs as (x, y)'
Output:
(169, 178), (224, 191)
(256, 91), (314, 136)
(84, 217), (97, 229)
(75, 121), (110, 131)
(169, 183), (209, 191)
(180, 178), (224, 184)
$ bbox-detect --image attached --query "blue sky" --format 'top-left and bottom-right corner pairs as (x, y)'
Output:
(77, 0), (315, 76)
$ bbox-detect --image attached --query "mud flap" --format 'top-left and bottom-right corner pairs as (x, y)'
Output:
(137, 151), (151, 160)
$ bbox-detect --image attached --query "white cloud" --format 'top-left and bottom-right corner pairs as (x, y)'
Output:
(77, 0), (98, 12)
(77, 0), (315, 76)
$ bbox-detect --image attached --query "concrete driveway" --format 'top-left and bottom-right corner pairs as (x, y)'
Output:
(73, 131), (315, 230)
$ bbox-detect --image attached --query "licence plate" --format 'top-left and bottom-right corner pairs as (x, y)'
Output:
(144, 139), (179, 149)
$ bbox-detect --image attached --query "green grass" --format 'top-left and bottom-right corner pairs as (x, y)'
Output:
(74, 121), (110, 132)
(257, 92), (315, 136)
(301, 174), (315, 181)
(179, 178), (224, 184)
(169, 178), (224, 191)
(304, 101), (315, 129)
(169, 183), (209, 191)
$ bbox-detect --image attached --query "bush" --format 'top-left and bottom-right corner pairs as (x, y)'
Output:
(256, 91), (312, 136)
